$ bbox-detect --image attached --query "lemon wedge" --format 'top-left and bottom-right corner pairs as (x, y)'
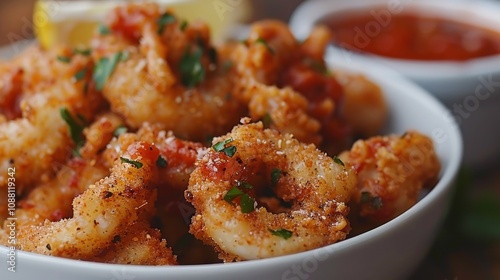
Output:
(34, 0), (251, 49)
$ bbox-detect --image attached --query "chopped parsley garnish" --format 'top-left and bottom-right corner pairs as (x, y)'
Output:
(256, 37), (274, 54)
(73, 69), (86, 81)
(221, 146), (236, 157)
(98, 24), (111, 35)
(212, 138), (237, 157)
(113, 125), (127, 137)
(120, 50), (130, 62)
(60, 107), (86, 155)
(360, 192), (383, 210)
(93, 52), (123, 91)
(180, 20), (188, 31)
(157, 12), (176, 34)
(213, 138), (233, 151)
(303, 57), (328, 75)
(179, 46), (205, 87)
(271, 168), (282, 186)
(57, 55), (71, 63)
(73, 48), (91, 56)
(120, 157), (143, 169)
(261, 113), (273, 128)
(223, 186), (255, 213)
(223, 186), (244, 204)
(240, 194), (255, 213)
(333, 156), (345, 167)
(156, 155), (168, 168)
(269, 228), (293, 240)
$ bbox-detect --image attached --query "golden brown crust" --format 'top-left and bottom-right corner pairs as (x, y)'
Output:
(340, 131), (441, 230)
(186, 123), (356, 261)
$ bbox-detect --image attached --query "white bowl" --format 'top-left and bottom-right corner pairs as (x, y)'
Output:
(0, 54), (462, 280)
(290, 0), (500, 168)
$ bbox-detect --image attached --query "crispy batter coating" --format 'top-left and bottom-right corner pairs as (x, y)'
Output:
(93, 222), (176, 265)
(14, 141), (175, 262)
(0, 2), (440, 265)
(186, 123), (356, 261)
(0, 46), (104, 194)
(2, 158), (108, 230)
(91, 3), (246, 142)
(339, 131), (441, 229)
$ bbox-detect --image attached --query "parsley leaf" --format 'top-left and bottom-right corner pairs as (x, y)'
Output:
(73, 69), (86, 81)
(180, 20), (188, 31)
(213, 138), (233, 151)
(223, 186), (255, 213)
(221, 146), (236, 157)
(269, 228), (293, 240)
(60, 107), (86, 154)
(98, 24), (111, 35)
(157, 12), (176, 34)
(113, 125), (127, 137)
(260, 113), (273, 128)
(360, 192), (383, 210)
(120, 157), (143, 169)
(156, 155), (168, 168)
(223, 187), (244, 204)
(57, 56), (71, 63)
(213, 138), (237, 157)
(256, 37), (274, 54)
(333, 156), (345, 166)
(73, 48), (91, 56)
(179, 46), (205, 87)
(93, 52), (123, 91)
(271, 168), (282, 186)
(240, 194), (255, 213)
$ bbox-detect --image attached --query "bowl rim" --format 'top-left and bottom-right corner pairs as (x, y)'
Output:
(289, 0), (500, 81)
(0, 54), (463, 276)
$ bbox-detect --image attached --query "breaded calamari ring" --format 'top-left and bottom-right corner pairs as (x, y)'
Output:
(186, 122), (357, 261)
(92, 3), (246, 142)
(93, 222), (177, 265)
(0, 47), (103, 194)
(14, 141), (174, 262)
(1, 157), (108, 230)
(339, 131), (441, 229)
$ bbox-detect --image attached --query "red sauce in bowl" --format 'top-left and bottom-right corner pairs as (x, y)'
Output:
(320, 12), (500, 61)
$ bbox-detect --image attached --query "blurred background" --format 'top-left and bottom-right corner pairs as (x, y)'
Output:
(0, 0), (499, 279)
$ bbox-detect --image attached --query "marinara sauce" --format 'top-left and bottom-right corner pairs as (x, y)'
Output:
(321, 12), (500, 61)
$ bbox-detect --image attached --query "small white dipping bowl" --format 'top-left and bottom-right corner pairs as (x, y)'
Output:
(0, 56), (462, 280)
(290, 0), (500, 168)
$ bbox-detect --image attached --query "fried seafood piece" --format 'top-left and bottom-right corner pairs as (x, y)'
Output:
(339, 131), (441, 229)
(1, 157), (108, 230)
(279, 25), (388, 154)
(93, 222), (176, 265)
(0, 46), (104, 194)
(247, 84), (322, 145)
(333, 71), (388, 138)
(102, 123), (217, 264)
(80, 112), (125, 159)
(13, 141), (175, 264)
(231, 21), (323, 144)
(103, 123), (207, 190)
(186, 122), (357, 261)
(91, 3), (246, 142)
(233, 20), (299, 87)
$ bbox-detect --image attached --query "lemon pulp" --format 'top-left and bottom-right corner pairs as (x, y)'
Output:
(34, 0), (251, 49)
